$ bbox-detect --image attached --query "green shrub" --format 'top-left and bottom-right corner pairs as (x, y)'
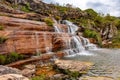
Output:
(21, 3), (30, 12)
(83, 29), (102, 46)
(21, 6), (30, 12)
(0, 54), (6, 64)
(0, 25), (3, 30)
(55, 16), (61, 21)
(9, 52), (19, 62)
(0, 37), (7, 44)
(31, 74), (46, 80)
(44, 18), (54, 26)
(0, 52), (25, 65)
(83, 29), (97, 38)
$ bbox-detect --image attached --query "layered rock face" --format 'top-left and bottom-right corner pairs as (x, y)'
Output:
(0, 16), (70, 54)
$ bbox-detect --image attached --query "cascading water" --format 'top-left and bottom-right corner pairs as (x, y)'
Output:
(54, 25), (63, 33)
(62, 20), (78, 34)
(35, 32), (41, 56)
(54, 20), (97, 56)
(43, 33), (53, 54)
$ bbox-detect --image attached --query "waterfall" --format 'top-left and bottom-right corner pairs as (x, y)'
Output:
(54, 20), (97, 56)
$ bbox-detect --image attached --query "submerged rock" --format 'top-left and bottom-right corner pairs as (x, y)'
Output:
(79, 76), (114, 80)
(54, 60), (93, 73)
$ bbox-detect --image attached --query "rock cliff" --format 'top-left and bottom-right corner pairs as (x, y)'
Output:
(0, 16), (71, 54)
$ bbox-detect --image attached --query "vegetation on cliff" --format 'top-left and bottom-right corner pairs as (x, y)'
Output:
(0, 52), (25, 65)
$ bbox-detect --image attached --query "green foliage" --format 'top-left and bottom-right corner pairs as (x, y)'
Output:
(9, 52), (19, 62)
(0, 37), (7, 44)
(21, 3), (30, 12)
(0, 52), (25, 65)
(0, 25), (3, 30)
(31, 75), (46, 80)
(112, 31), (120, 44)
(44, 18), (54, 26)
(56, 6), (68, 14)
(83, 29), (97, 38)
(85, 8), (98, 19)
(83, 29), (102, 46)
(114, 19), (120, 29)
(55, 16), (60, 21)
(0, 54), (6, 64)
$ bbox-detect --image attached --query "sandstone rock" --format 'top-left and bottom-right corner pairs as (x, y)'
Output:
(54, 60), (93, 73)
(79, 76), (114, 80)
(0, 74), (29, 80)
(0, 16), (70, 54)
(0, 16), (54, 31)
(21, 69), (35, 78)
(24, 64), (36, 70)
(21, 64), (36, 77)
(0, 65), (21, 75)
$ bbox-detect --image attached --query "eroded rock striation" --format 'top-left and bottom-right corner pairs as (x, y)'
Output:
(0, 16), (71, 54)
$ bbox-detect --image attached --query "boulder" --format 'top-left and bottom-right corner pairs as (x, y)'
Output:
(21, 64), (36, 77)
(0, 74), (29, 80)
(0, 65), (21, 75)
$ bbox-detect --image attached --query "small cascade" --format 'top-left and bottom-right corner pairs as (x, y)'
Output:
(71, 36), (85, 51)
(43, 33), (52, 53)
(35, 32), (41, 56)
(62, 20), (78, 34)
(80, 36), (97, 50)
(54, 25), (63, 33)
(54, 20), (97, 56)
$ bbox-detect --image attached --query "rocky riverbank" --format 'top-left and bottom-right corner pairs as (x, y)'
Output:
(0, 59), (116, 80)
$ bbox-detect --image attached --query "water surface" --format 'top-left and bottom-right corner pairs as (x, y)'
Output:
(63, 48), (120, 79)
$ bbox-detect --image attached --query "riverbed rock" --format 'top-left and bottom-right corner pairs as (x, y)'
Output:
(24, 64), (36, 70)
(79, 76), (114, 80)
(21, 64), (36, 77)
(0, 74), (29, 80)
(54, 60), (93, 73)
(0, 65), (21, 75)
(21, 68), (35, 78)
